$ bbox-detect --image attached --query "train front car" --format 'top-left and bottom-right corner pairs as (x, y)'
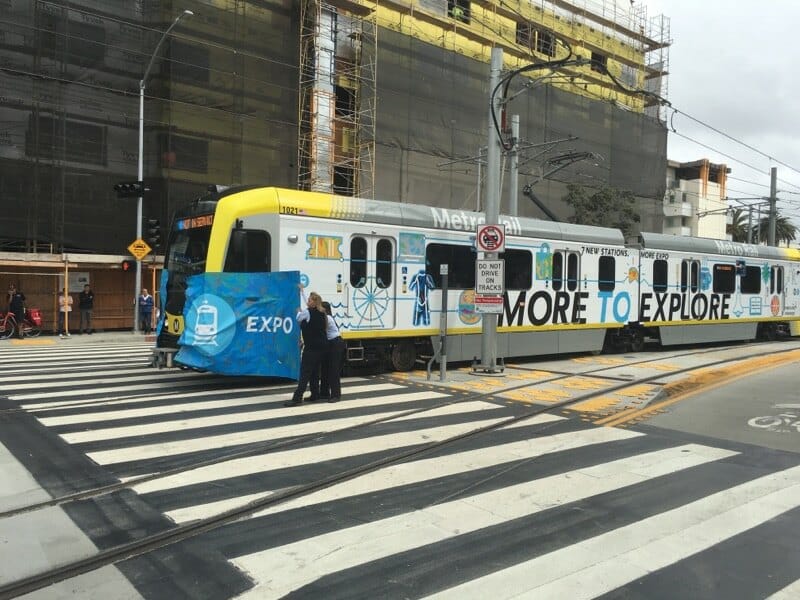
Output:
(156, 191), (221, 350)
(633, 233), (800, 346)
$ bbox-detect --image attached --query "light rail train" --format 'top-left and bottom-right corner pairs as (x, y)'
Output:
(157, 186), (800, 371)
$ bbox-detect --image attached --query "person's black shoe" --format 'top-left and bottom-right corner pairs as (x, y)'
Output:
(328, 397), (340, 403)
(306, 396), (319, 402)
(284, 398), (303, 407)
(319, 394), (330, 400)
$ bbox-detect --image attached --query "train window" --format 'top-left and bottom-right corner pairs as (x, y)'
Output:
(713, 264), (735, 294)
(598, 256), (615, 292)
(567, 252), (580, 291)
(690, 260), (699, 293)
(680, 260), (688, 292)
(376, 239), (393, 289)
(502, 249), (532, 290)
(350, 237), (367, 288)
(223, 229), (270, 272)
(741, 266), (761, 294)
(653, 259), (668, 292)
(425, 243), (475, 289)
(552, 252), (564, 291)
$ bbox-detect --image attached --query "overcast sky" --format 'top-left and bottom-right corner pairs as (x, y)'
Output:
(641, 0), (800, 226)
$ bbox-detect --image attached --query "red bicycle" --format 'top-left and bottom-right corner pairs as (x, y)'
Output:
(0, 308), (42, 339)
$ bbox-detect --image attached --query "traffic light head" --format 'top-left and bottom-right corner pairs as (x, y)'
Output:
(121, 259), (136, 272)
(147, 218), (162, 248)
(113, 181), (148, 199)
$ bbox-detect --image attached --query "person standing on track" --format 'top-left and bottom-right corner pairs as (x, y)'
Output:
(320, 301), (345, 403)
(9, 285), (25, 339)
(285, 286), (328, 407)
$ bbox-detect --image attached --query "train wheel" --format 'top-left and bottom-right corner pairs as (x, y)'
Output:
(629, 331), (645, 352)
(390, 340), (417, 372)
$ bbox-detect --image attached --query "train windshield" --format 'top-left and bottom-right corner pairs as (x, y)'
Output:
(165, 227), (211, 277)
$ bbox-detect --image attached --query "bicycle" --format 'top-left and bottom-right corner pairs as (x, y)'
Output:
(0, 312), (14, 340)
(0, 308), (43, 339)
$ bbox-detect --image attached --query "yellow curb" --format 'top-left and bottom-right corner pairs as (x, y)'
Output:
(601, 348), (800, 428)
(9, 338), (55, 346)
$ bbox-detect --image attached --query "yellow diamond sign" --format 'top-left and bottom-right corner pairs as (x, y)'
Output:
(128, 238), (152, 260)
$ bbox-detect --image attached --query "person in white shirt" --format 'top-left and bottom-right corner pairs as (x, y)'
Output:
(57, 288), (73, 338)
(320, 301), (345, 403)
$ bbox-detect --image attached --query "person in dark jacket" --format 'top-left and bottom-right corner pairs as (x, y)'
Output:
(9, 286), (26, 339)
(320, 301), (345, 403)
(78, 284), (95, 334)
(285, 287), (328, 407)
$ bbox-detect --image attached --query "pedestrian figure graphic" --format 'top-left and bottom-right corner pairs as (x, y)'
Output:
(408, 269), (435, 326)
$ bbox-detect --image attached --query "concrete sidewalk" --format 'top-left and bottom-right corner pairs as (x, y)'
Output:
(5, 330), (155, 347)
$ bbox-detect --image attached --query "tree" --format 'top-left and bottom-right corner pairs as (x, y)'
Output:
(756, 215), (797, 245)
(726, 208), (749, 243)
(562, 183), (640, 237)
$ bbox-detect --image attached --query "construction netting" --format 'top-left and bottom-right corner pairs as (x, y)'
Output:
(0, 1), (667, 255)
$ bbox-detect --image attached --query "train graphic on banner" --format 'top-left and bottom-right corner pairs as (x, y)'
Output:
(157, 186), (800, 371)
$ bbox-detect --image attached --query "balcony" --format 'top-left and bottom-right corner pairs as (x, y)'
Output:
(663, 202), (693, 218)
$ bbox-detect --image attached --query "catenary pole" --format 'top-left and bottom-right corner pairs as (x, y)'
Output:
(768, 167), (777, 246)
(135, 9), (193, 332)
(509, 114), (519, 217)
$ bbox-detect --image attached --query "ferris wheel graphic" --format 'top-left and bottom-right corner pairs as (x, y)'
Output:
(350, 276), (391, 329)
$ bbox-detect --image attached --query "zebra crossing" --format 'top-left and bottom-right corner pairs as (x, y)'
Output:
(1, 341), (799, 599)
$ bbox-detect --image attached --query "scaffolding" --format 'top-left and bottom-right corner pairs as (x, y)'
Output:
(298, 1), (378, 197)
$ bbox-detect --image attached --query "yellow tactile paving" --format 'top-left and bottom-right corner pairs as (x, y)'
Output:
(559, 376), (607, 391)
(612, 384), (658, 398)
(570, 396), (621, 413)
(505, 370), (551, 381)
(571, 356), (627, 366)
(630, 362), (679, 372)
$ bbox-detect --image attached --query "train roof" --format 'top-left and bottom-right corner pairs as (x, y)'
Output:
(633, 232), (799, 261)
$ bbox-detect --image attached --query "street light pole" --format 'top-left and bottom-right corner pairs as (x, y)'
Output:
(135, 9), (193, 332)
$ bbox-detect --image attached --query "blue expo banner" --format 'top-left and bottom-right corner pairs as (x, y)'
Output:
(175, 271), (301, 378)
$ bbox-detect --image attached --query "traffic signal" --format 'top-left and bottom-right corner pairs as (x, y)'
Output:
(147, 218), (162, 248)
(113, 181), (149, 199)
(121, 259), (136, 271)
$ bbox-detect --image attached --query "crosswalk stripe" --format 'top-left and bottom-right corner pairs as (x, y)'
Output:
(766, 579), (800, 599)
(231, 443), (736, 598)
(39, 382), (398, 427)
(424, 465), (800, 599)
(156, 408), (543, 523)
(86, 390), (453, 465)
(245, 415), (640, 519)
(0, 367), (150, 384)
(11, 377), (237, 402)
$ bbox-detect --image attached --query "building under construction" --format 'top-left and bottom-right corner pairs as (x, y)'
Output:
(1, 0), (670, 296)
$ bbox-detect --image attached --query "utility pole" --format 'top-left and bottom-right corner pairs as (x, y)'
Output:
(747, 206), (753, 244)
(509, 114), (520, 216)
(479, 47), (503, 373)
(768, 167), (777, 246)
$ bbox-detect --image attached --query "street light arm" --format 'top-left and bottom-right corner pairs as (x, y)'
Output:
(141, 10), (194, 88)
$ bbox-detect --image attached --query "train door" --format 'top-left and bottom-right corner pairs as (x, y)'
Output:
(680, 258), (700, 318)
(771, 264), (785, 314)
(345, 235), (396, 330)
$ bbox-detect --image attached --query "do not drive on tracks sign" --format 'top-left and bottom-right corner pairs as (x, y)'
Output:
(476, 259), (504, 295)
(476, 224), (505, 253)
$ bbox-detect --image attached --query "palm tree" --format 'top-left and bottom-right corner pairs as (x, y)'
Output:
(756, 215), (798, 245)
(726, 208), (749, 243)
